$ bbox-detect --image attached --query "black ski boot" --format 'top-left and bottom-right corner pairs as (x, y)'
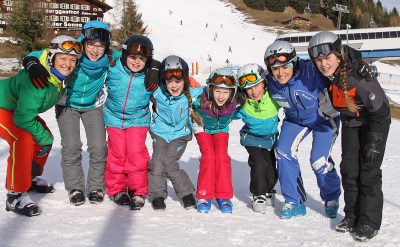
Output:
(111, 191), (130, 206)
(6, 192), (39, 217)
(182, 194), (196, 209)
(130, 195), (145, 210)
(29, 177), (55, 193)
(69, 189), (85, 206)
(88, 189), (104, 204)
(151, 197), (166, 211)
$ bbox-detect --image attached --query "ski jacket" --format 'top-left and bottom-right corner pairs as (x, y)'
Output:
(103, 57), (153, 129)
(326, 46), (391, 130)
(150, 86), (203, 143)
(192, 89), (239, 134)
(234, 91), (280, 149)
(0, 49), (65, 146)
(267, 58), (336, 129)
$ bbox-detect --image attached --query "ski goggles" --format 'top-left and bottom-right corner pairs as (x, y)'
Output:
(164, 69), (184, 80)
(123, 44), (152, 57)
(308, 39), (341, 59)
(210, 74), (236, 87)
(265, 53), (293, 67)
(50, 41), (83, 54)
(238, 73), (258, 87)
(82, 28), (111, 43)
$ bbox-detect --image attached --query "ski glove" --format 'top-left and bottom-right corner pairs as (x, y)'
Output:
(318, 88), (339, 120)
(22, 56), (50, 89)
(363, 132), (383, 162)
(144, 59), (161, 91)
(37, 145), (52, 158)
(358, 60), (374, 81)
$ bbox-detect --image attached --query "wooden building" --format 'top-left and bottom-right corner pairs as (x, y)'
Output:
(0, 0), (112, 36)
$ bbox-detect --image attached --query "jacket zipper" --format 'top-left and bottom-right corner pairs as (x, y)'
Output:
(121, 73), (134, 129)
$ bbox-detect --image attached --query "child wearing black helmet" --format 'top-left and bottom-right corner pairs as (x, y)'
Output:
(148, 55), (203, 211)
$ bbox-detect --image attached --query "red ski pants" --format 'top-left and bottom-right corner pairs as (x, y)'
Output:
(0, 109), (50, 192)
(195, 132), (233, 200)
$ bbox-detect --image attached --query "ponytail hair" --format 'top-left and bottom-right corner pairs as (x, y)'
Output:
(334, 51), (361, 113)
(183, 75), (203, 126)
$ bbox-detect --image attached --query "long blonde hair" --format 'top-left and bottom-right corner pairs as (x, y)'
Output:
(183, 76), (203, 126)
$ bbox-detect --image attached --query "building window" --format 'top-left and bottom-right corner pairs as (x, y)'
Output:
(81, 17), (90, 22)
(49, 15), (59, 21)
(49, 3), (59, 9)
(4, 1), (12, 7)
(60, 3), (69, 9)
(98, 8), (102, 12)
(71, 4), (80, 10)
(71, 16), (80, 22)
(0, 13), (3, 19)
(93, 8), (97, 11)
(39, 2), (48, 8)
(0, 28), (3, 34)
(81, 5), (90, 10)
(60, 16), (69, 22)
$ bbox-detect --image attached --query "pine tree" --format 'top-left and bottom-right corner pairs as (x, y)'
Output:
(6, 0), (46, 51)
(115, 0), (147, 45)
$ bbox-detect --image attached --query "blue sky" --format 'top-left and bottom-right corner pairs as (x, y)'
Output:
(378, 0), (400, 11)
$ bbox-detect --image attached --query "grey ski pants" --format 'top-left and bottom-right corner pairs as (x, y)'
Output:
(148, 132), (195, 201)
(56, 105), (107, 195)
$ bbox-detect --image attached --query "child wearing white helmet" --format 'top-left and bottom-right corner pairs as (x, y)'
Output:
(0, 35), (81, 217)
(234, 63), (280, 214)
(191, 67), (243, 214)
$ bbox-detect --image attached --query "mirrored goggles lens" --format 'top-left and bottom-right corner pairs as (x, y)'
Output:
(164, 70), (184, 80)
(308, 44), (333, 59)
(51, 41), (83, 54)
(266, 54), (290, 67)
(238, 74), (258, 87)
(82, 28), (111, 43)
(211, 75), (236, 86)
(125, 44), (152, 57)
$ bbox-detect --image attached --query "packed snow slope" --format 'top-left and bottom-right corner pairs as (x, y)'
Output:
(0, 0), (400, 246)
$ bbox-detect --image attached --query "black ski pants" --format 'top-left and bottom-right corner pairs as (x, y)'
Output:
(340, 124), (389, 230)
(245, 146), (278, 196)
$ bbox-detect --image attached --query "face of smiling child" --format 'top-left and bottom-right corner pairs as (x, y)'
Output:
(213, 87), (232, 106)
(166, 77), (185, 96)
(126, 54), (147, 72)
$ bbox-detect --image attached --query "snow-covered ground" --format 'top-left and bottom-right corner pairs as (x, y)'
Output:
(1, 0), (400, 246)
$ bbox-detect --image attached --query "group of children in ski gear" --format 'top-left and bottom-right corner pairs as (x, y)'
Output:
(0, 20), (390, 242)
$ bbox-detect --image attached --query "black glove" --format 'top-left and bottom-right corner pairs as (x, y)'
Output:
(358, 60), (374, 81)
(37, 145), (52, 158)
(144, 59), (161, 91)
(22, 56), (50, 89)
(363, 132), (383, 162)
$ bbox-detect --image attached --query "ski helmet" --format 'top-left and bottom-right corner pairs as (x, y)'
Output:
(121, 34), (154, 67)
(237, 63), (267, 89)
(308, 31), (342, 60)
(48, 35), (82, 67)
(81, 21), (111, 44)
(160, 55), (189, 86)
(264, 40), (297, 68)
(206, 67), (238, 103)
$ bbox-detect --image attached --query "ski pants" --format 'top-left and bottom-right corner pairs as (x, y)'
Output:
(245, 146), (277, 196)
(0, 109), (51, 192)
(195, 132), (232, 200)
(275, 120), (341, 204)
(340, 123), (389, 230)
(105, 126), (149, 196)
(56, 106), (107, 195)
(148, 132), (194, 201)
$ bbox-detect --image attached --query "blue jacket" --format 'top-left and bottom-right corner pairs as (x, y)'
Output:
(267, 59), (333, 129)
(234, 91), (280, 149)
(192, 89), (239, 134)
(150, 86), (203, 143)
(103, 58), (153, 129)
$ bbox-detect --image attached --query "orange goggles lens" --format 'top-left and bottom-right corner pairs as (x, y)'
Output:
(126, 44), (152, 57)
(266, 54), (290, 67)
(211, 75), (236, 86)
(58, 41), (83, 54)
(164, 70), (184, 80)
(238, 74), (258, 87)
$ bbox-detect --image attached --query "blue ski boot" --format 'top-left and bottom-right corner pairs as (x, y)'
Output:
(197, 199), (211, 213)
(216, 199), (233, 214)
(280, 202), (306, 219)
(325, 198), (339, 218)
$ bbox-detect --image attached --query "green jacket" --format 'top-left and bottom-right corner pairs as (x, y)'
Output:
(0, 50), (64, 146)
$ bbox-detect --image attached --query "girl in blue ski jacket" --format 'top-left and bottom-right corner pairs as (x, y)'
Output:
(103, 34), (159, 210)
(148, 55), (203, 211)
(234, 63), (280, 214)
(264, 40), (341, 219)
(192, 67), (242, 214)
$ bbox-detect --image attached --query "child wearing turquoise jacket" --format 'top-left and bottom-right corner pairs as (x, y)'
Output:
(192, 67), (242, 214)
(235, 63), (280, 214)
(148, 55), (203, 211)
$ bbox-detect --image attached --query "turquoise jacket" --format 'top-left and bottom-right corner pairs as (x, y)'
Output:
(103, 57), (153, 129)
(192, 89), (239, 134)
(150, 86), (203, 143)
(234, 91), (280, 150)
